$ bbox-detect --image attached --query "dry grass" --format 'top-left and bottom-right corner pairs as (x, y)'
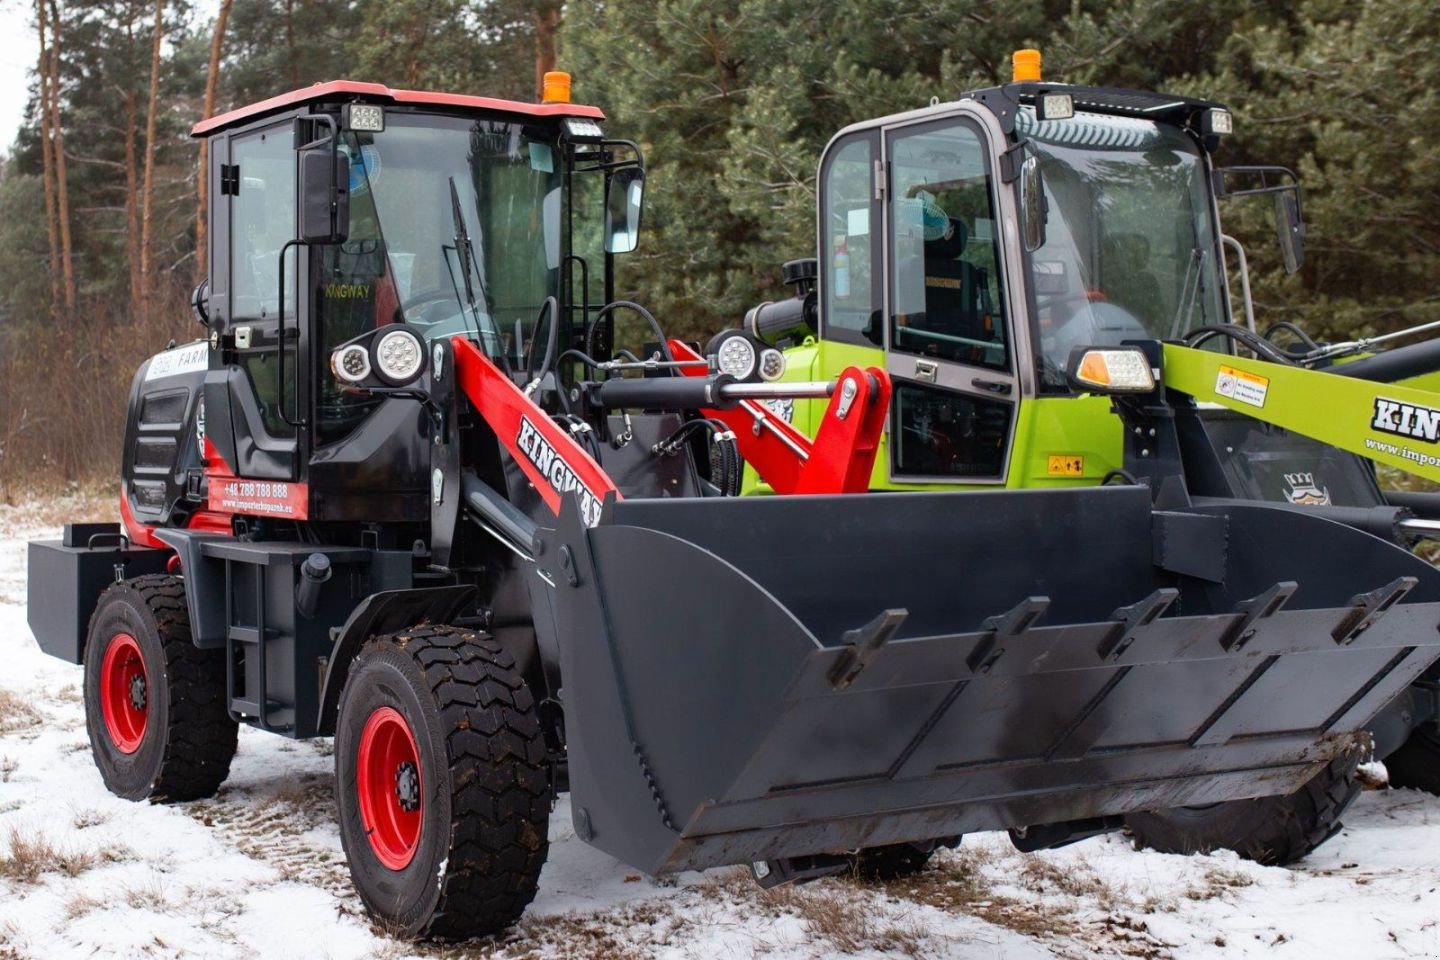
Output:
(0, 829), (95, 884)
(1184, 865), (1256, 902)
(0, 690), (41, 737)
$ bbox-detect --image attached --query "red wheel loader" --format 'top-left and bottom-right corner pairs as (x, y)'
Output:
(24, 75), (1440, 939)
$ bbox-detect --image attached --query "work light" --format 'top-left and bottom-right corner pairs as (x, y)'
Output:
(373, 328), (426, 386)
(1036, 92), (1074, 121)
(714, 333), (758, 381)
(343, 103), (385, 133)
(1203, 108), (1233, 137)
(562, 117), (605, 142)
(758, 348), (786, 382)
(331, 343), (371, 384)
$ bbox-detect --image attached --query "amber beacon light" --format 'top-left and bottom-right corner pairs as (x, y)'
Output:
(542, 70), (572, 104)
(1012, 49), (1042, 82)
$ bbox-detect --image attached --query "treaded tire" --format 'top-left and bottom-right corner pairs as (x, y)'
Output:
(1384, 727), (1440, 794)
(83, 574), (238, 802)
(852, 837), (959, 881)
(335, 625), (552, 940)
(1125, 755), (1361, 866)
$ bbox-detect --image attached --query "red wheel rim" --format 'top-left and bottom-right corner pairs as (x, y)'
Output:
(356, 706), (423, 870)
(99, 633), (148, 754)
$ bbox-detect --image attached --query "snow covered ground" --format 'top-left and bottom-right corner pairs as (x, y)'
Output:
(1, 509), (1439, 959)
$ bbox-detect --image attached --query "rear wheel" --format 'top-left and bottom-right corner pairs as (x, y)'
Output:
(83, 574), (237, 802)
(1384, 726), (1440, 794)
(1125, 754), (1361, 866)
(335, 625), (552, 940)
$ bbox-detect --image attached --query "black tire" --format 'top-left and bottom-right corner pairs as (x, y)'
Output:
(1384, 726), (1440, 794)
(1125, 754), (1362, 866)
(83, 574), (238, 802)
(335, 625), (552, 940)
(851, 838), (955, 881)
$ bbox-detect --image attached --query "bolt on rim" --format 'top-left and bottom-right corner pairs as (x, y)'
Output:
(99, 632), (148, 754)
(356, 705), (423, 870)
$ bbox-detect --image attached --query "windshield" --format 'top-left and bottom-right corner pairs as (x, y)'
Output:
(314, 114), (563, 441)
(1018, 109), (1225, 388)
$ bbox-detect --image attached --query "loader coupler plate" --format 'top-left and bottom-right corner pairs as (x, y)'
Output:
(539, 487), (1440, 876)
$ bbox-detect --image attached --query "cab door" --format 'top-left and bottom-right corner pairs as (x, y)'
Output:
(881, 114), (1018, 484)
(213, 120), (302, 481)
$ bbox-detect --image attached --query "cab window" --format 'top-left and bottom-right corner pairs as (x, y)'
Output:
(888, 119), (1008, 371)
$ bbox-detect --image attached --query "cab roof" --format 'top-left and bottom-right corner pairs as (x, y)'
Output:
(191, 79), (606, 138)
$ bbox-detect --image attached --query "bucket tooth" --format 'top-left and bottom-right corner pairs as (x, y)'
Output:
(968, 596), (1049, 674)
(1332, 576), (1418, 645)
(828, 608), (908, 689)
(1219, 581), (1297, 651)
(1099, 588), (1179, 661)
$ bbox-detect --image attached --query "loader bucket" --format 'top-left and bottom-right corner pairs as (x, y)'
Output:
(537, 486), (1440, 876)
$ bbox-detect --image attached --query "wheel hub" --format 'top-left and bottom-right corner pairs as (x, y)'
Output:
(355, 706), (423, 870)
(128, 673), (148, 713)
(394, 760), (420, 812)
(98, 632), (148, 755)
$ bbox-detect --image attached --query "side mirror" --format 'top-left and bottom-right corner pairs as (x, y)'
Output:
(1274, 191), (1305, 274)
(1020, 152), (1047, 252)
(299, 148), (350, 244)
(604, 166), (644, 254)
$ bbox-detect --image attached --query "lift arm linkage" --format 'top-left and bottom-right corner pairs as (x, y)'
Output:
(1162, 343), (1440, 484)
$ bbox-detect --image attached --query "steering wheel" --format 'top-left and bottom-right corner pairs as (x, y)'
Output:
(400, 286), (466, 323)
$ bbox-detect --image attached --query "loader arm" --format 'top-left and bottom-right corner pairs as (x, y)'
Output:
(1162, 344), (1440, 484)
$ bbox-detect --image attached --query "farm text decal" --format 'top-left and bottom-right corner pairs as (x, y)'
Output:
(516, 416), (603, 527)
(1372, 398), (1440, 443)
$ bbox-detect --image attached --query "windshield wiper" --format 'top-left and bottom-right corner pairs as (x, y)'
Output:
(1170, 247), (1207, 338)
(449, 177), (477, 307)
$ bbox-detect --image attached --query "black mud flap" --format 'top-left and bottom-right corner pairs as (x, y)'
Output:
(536, 486), (1440, 876)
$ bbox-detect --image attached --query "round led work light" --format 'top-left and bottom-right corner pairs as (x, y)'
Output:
(373, 328), (426, 386)
(331, 344), (371, 384)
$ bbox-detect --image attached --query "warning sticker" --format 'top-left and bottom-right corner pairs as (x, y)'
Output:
(1215, 364), (1269, 408)
(1047, 455), (1084, 477)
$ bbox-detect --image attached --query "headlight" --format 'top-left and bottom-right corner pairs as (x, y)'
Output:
(331, 344), (371, 384)
(1066, 346), (1156, 394)
(715, 334), (757, 380)
(372, 328), (425, 385)
(757, 348), (786, 382)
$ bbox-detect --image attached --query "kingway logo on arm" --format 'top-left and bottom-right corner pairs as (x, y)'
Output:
(516, 416), (604, 527)
(1373, 398), (1440, 443)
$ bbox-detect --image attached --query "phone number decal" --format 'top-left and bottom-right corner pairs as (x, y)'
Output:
(209, 480), (308, 517)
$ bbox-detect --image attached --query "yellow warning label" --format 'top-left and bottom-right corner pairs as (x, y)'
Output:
(1047, 455), (1084, 477)
(1215, 364), (1269, 408)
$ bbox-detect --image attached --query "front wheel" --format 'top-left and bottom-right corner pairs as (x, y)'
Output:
(1125, 754), (1361, 866)
(1383, 726), (1440, 794)
(83, 574), (237, 802)
(335, 625), (552, 940)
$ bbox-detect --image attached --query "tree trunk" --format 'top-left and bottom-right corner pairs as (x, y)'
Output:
(196, 0), (234, 283)
(139, 0), (165, 322)
(285, 0), (296, 86)
(35, 0), (60, 314)
(126, 89), (142, 302)
(534, 3), (561, 99)
(46, 0), (75, 311)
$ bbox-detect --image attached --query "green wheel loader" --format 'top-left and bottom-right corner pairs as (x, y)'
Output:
(23, 63), (1440, 941)
(716, 50), (1440, 863)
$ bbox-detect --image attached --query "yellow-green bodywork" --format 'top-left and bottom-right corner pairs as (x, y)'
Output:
(744, 338), (1440, 494)
(743, 338), (1126, 493)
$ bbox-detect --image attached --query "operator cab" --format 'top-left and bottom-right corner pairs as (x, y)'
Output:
(789, 51), (1281, 487)
(180, 79), (646, 534)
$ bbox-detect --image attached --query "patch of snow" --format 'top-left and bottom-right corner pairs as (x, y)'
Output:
(1, 529), (1438, 958)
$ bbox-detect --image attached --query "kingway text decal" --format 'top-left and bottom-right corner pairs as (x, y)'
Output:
(1372, 397), (1440, 443)
(516, 416), (603, 527)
